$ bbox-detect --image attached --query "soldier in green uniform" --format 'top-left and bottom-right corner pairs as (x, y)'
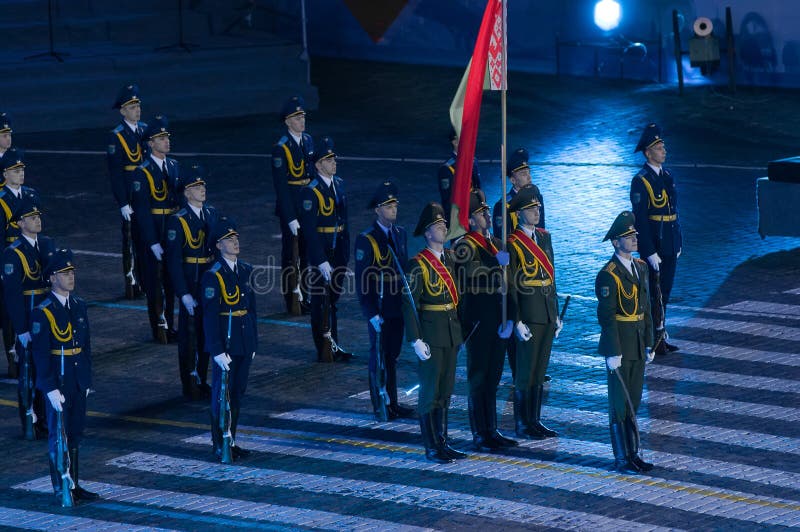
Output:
(507, 186), (561, 440)
(402, 203), (465, 464)
(452, 189), (517, 451)
(596, 211), (655, 473)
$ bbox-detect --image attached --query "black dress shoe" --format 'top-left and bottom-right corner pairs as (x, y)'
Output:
(388, 404), (415, 419)
(425, 448), (454, 464)
(72, 485), (99, 501)
(654, 341), (668, 356)
(473, 433), (502, 452)
(443, 444), (467, 459)
(334, 350), (354, 362)
(631, 454), (654, 472)
(489, 430), (519, 447)
(516, 425), (546, 440)
(533, 422), (558, 438)
(232, 446), (251, 458)
(664, 341), (679, 352)
(543, 375), (551, 382)
(614, 459), (641, 474)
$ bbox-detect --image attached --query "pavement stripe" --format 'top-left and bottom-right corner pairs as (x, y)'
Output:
(14, 477), (432, 532)
(183, 430), (800, 527)
(667, 339), (800, 366)
(720, 300), (800, 317)
(784, 288), (800, 295)
(676, 316), (800, 342)
(255, 411), (800, 491)
(548, 351), (800, 393)
(109, 451), (682, 531)
(0, 505), (176, 531)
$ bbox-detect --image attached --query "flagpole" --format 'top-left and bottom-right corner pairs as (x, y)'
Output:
(500, 0), (508, 325)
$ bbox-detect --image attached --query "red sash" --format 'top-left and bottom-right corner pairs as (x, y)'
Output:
(510, 229), (555, 280)
(418, 249), (459, 306)
(464, 232), (499, 255)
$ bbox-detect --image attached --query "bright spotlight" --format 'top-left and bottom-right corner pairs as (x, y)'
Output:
(594, 0), (621, 31)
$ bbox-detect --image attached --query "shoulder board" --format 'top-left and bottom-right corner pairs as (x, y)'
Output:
(8, 240), (20, 249)
(307, 179), (319, 188)
(276, 135), (288, 146)
(209, 263), (222, 273)
(302, 132), (313, 142)
(604, 262), (616, 273)
(0, 190), (6, 199)
(138, 120), (148, 128)
(112, 125), (124, 134)
(140, 159), (153, 169)
(359, 229), (372, 239)
(238, 260), (252, 270)
(73, 296), (86, 306)
(634, 257), (646, 264)
(445, 157), (456, 166)
(334, 176), (344, 186)
(175, 208), (188, 217)
(635, 170), (647, 179)
(23, 186), (37, 196)
(535, 227), (549, 235)
(205, 204), (217, 213)
(39, 299), (52, 309)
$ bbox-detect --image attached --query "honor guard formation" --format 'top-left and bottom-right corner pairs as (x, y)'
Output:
(1, 85), (687, 507)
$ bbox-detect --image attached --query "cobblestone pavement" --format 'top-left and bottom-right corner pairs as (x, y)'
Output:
(0, 59), (799, 530)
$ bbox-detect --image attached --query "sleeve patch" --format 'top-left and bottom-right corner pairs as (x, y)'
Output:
(205, 286), (216, 299)
(4, 264), (12, 275)
(167, 229), (176, 241)
(632, 192), (641, 204)
(303, 199), (313, 211)
(356, 249), (364, 261)
(32, 321), (40, 334)
(132, 181), (141, 192)
(440, 178), (450, 190)
(600, 286), (610, 298)
(107, 144), (116, 154)
(273, 157), (282, 168)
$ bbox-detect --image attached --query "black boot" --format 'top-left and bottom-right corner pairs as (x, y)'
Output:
(369, 371), (389, 421)
(624, 416), (653, 472)
(610, 422), (640, 473)
(514, 389), (545, 440)
(420, 412), (453, 464)
(439, 405), (467, 459)
(230, 407), (251, 458)
(484, 391), (517, 447)
(532, 384), (557, 438)
(210, 412), (223, 460)
(48, 452), (62, 498)
(386, 365), (415, 419)
(68, 448), (99, 501)
(468, 395), (501, 451)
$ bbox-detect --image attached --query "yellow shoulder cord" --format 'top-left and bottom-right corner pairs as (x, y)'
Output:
(281, 144), (306, 178)
(312, 187), (335, 216)
(606, 270), (639, 317)
(214, 271), (240, 306)
(141, 168), (168, 202)
(41, 307), (73, 343)
(416, 258), (444, 297)
(639, 176), (668, 209)
(115, 132), (142, 163)
(505, 203), (519, 229)
(0, 198), (12, 226)
(446, 165), (455, 175)
(13, 247), (40, 280)
(365, 234), (390, 267)
(178, 216), (204, 250)
(511, 240), (541, 277)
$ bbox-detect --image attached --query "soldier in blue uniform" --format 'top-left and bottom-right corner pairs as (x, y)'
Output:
(0, 112), (13, 164)
(2, 197), (54, 438)
(202, 217), (258, 461)
(299, 136), (353, 363)
(491, 148), (545, 382)
(0, 149), (41, 378)
(596, 211), (655, 473)
(107, 84), (147, 300)
(272, 96), (315, 315)
(452, 189), (518, 451)
(130, 116), (180, 344)
(166, 164), (218, 400)
(32, 248), (99, 503)
(354, 181), (414, 420)
(438, 128), (481, 217)
(630, 124), (682, 355)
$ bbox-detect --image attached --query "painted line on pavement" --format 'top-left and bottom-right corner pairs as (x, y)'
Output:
(676, 317), (800, 342)
(720, 300), (800, 317)
(0, 505), (176, 531)
(109, 451), (684, 531)
(666, 339), (800, 367)
(177, 429), (800, 526)
(258, 410), (800, 491)
(15, 477), (433, 532)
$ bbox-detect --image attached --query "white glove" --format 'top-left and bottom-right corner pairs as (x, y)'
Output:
(47, 389), (65, 412)
(214, 353), (232, 371)
(514, 321), (532, 342)
(288, 219), (300, 236)
(497, 320), (513, 339)
(412, 339), (431, 361)
(645, 347), (655, 364)
(606, 355), (622, 371)
(369, 314), (383, 332)
(319, 261), (332, 282)
(554, 318), (564, 339)
(647, 253), (661, 272)
(120, 204), (134, 221)
(86, 388), (91, 398)
(252, 351), (256, 360)
(677, 248), (682, 259)
(150, 243), (164, 261)
(495, 250), (510, 266)
(181, 294), (197, 316)
(17, 332), (32, 347)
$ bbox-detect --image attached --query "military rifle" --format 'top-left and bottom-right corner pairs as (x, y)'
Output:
(21, 291), (37, 440)
(375, 272), (390, 417)
(289, 235), (303, 316)
(57, 346), (75, 507)
(651, 270), (666, 352)
(219, 309), (234, 464)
